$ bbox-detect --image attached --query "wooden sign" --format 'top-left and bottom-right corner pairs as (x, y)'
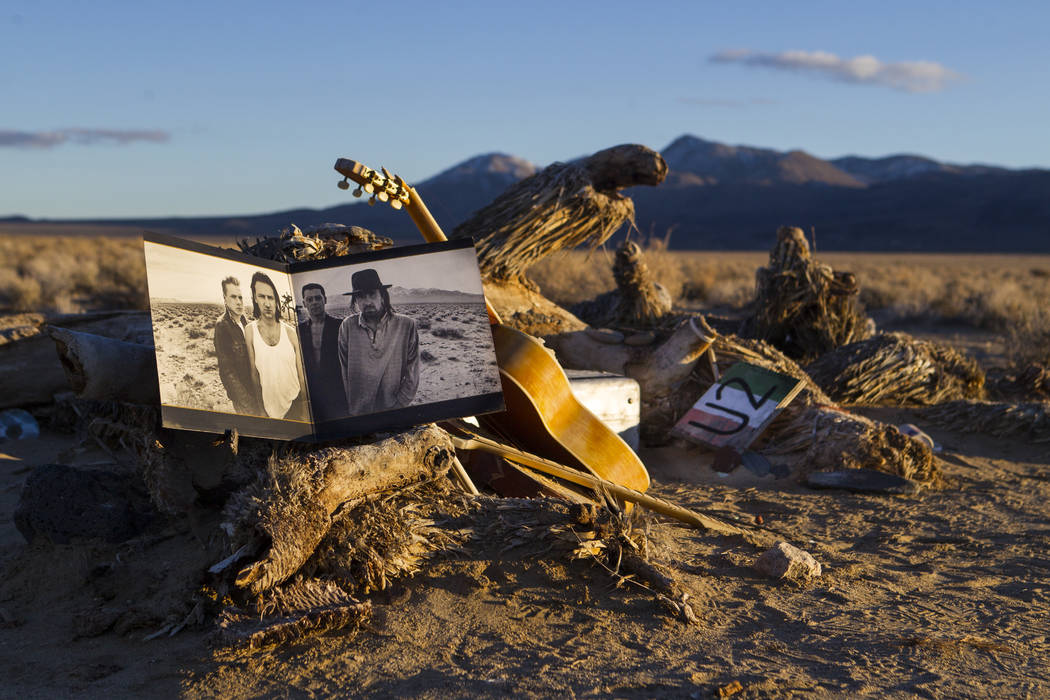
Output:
(671, 362), (804, 451)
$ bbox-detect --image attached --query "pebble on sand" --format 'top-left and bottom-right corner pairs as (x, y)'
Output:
(753, 541), (822, 580)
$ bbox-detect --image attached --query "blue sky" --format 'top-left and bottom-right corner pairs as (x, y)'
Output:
(3, 0), (1048, 218)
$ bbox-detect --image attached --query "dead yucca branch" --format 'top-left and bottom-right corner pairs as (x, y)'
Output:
(989, 363), (1050, 402)
(238, 222), (392, 263)
(297, 478), (473, 596)
(764, 405), (938, 483)
(739, 226), (872, 362)
(805, 332), (985, 406)
(571, 239), (674, 330)
(211, 579), (368, 655)
(554, 503), (700, 624)
(914, 400), (1050, 443)
(453, 144), (666, 286)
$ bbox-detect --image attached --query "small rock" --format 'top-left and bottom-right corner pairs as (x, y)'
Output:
(717, 680), (744, 698)
(739, 450), (771, 477)
(753, 541), (822, 580)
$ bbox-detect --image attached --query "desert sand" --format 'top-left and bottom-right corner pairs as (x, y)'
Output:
(2, 237), (1049, 698)
(1, 321), (1048, 698)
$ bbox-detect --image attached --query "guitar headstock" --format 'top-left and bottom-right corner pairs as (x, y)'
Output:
(333, 158), (410, 210)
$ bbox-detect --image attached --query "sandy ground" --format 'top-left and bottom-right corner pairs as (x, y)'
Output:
(1, 328), (1048, 698)
(150, 301), (231, 413)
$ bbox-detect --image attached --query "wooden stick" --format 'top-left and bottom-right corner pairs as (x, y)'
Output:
(444, 426), (750, 538)
(449, 455), (480, 496)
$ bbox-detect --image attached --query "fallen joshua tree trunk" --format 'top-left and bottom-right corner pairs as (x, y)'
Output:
(224, 424), (458, 595)
(46, 326), (160, 404)
(0, 310), (152, 408)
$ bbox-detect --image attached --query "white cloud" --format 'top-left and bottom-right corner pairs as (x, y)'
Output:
(0, 128), (170, 148)
(710, 49), (962, 93)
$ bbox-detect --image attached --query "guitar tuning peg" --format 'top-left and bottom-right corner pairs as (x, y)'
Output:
(390, 199), (402, 210)
(377, 190), (389, 203)
(363, 182), (375, 194)
(352, 186), (363, 197)
(367, 195), (376, 206)
(337, 177), (350, 190)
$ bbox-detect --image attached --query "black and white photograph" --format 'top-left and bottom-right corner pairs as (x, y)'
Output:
(142, 234), (503, 440)
(291, 239), (504, 435)
(143, 237), (309, 438)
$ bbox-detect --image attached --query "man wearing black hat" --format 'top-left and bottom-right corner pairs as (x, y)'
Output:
(337, 268), (420, 415)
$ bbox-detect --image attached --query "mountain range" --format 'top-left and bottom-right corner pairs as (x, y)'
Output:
(5, 135), (1049, 251)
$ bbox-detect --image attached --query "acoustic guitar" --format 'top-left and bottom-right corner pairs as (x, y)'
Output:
(333, 159), (650, 494)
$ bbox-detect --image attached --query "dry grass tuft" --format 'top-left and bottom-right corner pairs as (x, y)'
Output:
(4, 234), (1050, 376)
(0, 236), (147, 312)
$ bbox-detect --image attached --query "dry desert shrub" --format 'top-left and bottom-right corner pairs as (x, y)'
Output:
(533, 247), (1050, 345)
(530, 244), (759, 310)
(832, 254), (1050, 332)
(0, 236), (147, 312)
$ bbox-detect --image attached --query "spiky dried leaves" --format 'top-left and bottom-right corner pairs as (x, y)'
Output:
(237, 223), (392, 263)
(916, 400), (1050, 443)
(740, 226), (873, 362)
(805, 332), (986, 406)
(571, 240), (673, 330)
(454, 145), (666, 286)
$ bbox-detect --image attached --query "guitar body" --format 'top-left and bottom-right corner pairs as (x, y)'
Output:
(481, 324), (650, 493)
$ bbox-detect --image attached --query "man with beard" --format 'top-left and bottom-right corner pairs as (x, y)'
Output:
(244, 271), (307, 420)
(298, 282), (348, 421)
(337, 268), (420, 415)
(213, 276), (259, 414)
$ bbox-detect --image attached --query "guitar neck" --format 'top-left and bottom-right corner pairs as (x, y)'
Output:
(401, 183), (448, 244)
(402, 184), (502, 325)
(332, 157), (502, 325)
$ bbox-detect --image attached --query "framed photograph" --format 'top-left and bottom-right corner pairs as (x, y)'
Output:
(142, 233), (504, 440)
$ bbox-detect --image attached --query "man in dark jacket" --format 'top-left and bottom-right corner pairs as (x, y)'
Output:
(298, 282), (349, 422)
(213, 276), (259, 414)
